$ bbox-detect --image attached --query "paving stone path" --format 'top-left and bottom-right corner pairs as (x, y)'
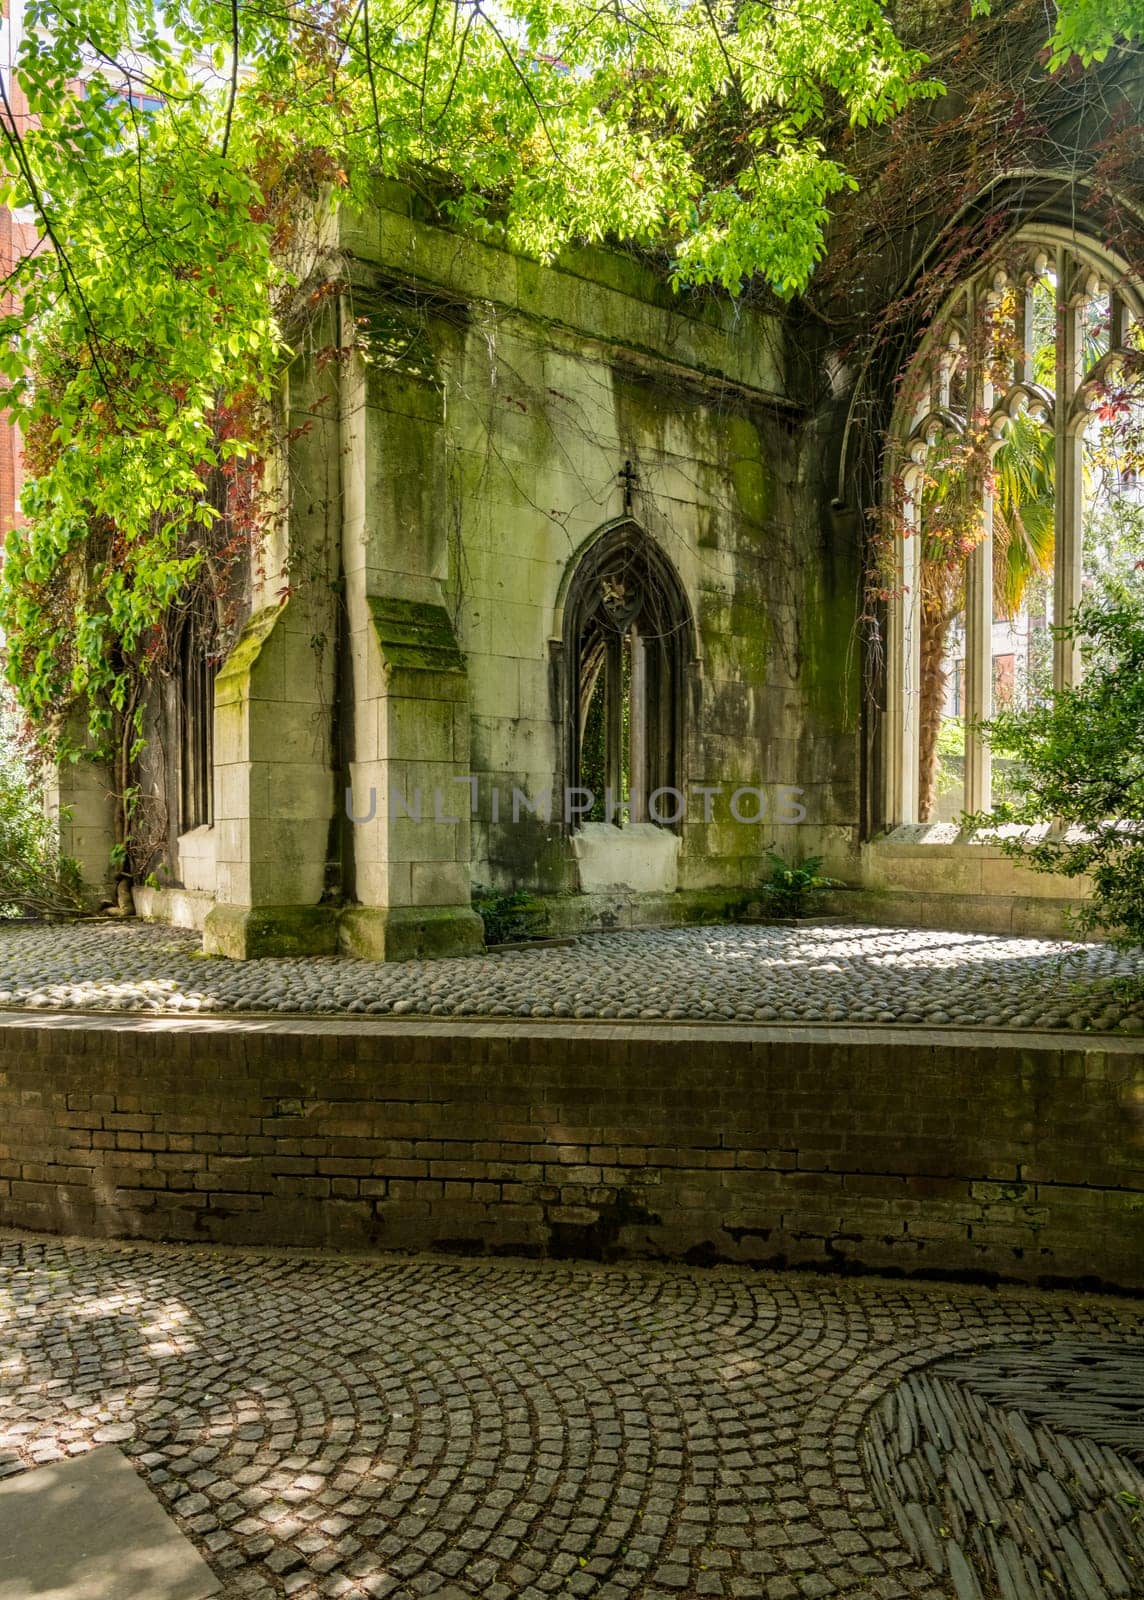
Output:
(2, 920), (1144, 1031)
(1, 1238), (1141, 1600)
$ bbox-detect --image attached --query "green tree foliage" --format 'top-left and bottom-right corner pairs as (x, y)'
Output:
(971, 0), (1144, 67)
(968, 584), (1144, 941)
(0, 0), (940, 768)
(0, 0), (1136, 882)
(1047, 0), (1144, 66)
(0, 705), (84, 917)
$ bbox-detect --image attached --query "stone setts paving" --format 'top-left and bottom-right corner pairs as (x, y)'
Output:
(1, 1240), (1141, 1600)
(1, 920), (1144, 1030)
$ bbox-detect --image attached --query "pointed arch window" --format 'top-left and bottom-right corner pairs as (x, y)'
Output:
(885, 232), (1144, 824)
(563, 524), (690, 826)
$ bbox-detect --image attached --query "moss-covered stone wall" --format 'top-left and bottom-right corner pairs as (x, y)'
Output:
(341, 189), (862, 908)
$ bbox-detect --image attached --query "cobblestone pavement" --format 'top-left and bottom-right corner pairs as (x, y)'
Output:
(2, 920), (1144, 1031)
(1, 1239), (1141, 1600)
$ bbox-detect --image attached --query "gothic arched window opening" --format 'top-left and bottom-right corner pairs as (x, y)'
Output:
(884, 230), (1144, 825)
(563, 524), (690, 827)
(177, 617), (216, 834)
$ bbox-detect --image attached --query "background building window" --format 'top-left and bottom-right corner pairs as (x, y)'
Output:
(178, 623), (214, 834)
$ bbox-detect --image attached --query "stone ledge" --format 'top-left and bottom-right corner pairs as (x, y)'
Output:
(134, 885), (215, 933)
(828, 886), (1099, 940)
(1, 1008), (1142, 1049)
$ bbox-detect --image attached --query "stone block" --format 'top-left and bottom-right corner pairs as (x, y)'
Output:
(212, 702), (250, 767)
(265, 765), (335, 824)
(280, 629), (334, 706)
(202, 904), (339, 959)
(573, 823), (681, 894)
(133, 886), (214, 932)
(176, 826), (217, 895)
(410, 861), (470, 906)
(0, 1446), (220, 1600)
(338, 904), (484, 961)
(389, 697), (455, 763)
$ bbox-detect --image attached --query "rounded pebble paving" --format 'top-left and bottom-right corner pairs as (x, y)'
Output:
(0, 918), (1143, 1032)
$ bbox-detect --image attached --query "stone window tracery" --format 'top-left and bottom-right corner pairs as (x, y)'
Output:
(885, 230), (1144, 824)
(563, 524), (690, 827)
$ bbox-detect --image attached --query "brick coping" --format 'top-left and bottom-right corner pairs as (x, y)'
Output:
(0, 1005), (1140, 1052)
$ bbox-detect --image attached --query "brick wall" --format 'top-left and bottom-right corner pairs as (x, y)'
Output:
(0, 1015), (1141, 1289)
(0, 204), (35, 552)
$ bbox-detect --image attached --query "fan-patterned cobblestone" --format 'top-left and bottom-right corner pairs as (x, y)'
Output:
(1, 1239), (1140, 1600)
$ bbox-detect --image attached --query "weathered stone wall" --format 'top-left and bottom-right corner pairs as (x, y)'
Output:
(1, 1015), (1140, 1290)
(340, 192), (862, 911)
(162, 191), (864, 957)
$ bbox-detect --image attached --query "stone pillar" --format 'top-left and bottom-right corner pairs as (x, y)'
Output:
(1054, 251), (1085, 692)
(336, 312), (482, 960)
(963, 494), (993, 814)
(45, 747), (116, 904)
(887, 475), (922, 824)
(202, 323), (341, 959)
(340, 596), (483, 959)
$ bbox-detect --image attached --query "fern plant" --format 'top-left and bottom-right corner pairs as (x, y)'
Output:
(759, 853), (840, 918)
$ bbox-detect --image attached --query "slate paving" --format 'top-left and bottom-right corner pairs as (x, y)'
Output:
(1, 1238), (1141, 1600)
(864, 1346), (1144, 1600)
(2, 919), (1144, 1031)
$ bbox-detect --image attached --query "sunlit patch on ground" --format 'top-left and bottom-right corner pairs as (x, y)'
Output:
(0, 1238), (1140, 1600)
(0, 918), (1142, 1029)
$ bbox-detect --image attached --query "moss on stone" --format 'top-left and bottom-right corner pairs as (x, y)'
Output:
(698, 585), (770, 683)
(215, 603), (285, 701)
(612, 370), (672, 459)
(800, 571), (860, 731)
(729, 456), (771, 526)
(203, 903), (338, 959)
(728, 595), (770, 679)
(339, 904), (484, 960)
(368, 596), (465, 674)
(724, 416), (773, 526)
(554, 243), (677, 310)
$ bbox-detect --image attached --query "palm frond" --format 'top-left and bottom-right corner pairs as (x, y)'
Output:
(991, 412), (1055, 618)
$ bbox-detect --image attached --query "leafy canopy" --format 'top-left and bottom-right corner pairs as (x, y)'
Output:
(0, 0), (941, 747)
(1046, 0), (1144, 67)
(3, 0), (1137, 755)
(969, 0), (1144, 66)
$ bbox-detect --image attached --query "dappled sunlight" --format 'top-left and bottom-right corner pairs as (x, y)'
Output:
(0, 915), (1140, 1028)
(2, 1236), (1141, 1600)
(71, 1292), (146, 1320)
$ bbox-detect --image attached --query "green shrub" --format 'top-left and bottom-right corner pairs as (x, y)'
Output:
(966, 584), (1144, 942)
(0, 706), (85, 918)
(758, 852), (839, 918)
(471, 886), (542, 946)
